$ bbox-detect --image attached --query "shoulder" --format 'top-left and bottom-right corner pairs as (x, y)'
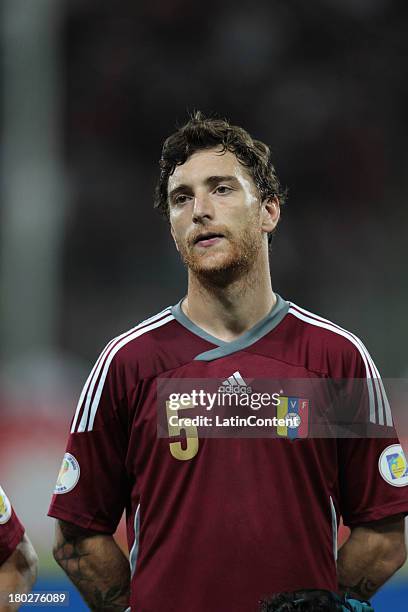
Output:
(87, 305), (176, 387)
(108, 305), (175, 365)
(284, 300), (376, 377)
(69, 306), (176, 433)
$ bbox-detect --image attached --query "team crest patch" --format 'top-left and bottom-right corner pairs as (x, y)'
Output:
(54, 453), (80, 494)
(379, 444), (408, 487)
(0, 485), (12, 524)
(277, 396), (309, 439)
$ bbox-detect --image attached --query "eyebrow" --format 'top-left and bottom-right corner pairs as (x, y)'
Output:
(168, 175), (240, 201)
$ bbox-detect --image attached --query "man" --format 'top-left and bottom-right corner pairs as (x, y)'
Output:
(0, 485), (38, 612)
(49, 113), (408, 611)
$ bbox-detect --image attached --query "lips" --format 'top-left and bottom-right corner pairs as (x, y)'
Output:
(193, 232), (224, 245)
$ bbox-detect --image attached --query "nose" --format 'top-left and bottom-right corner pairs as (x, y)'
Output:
(192, 192), (214, 224)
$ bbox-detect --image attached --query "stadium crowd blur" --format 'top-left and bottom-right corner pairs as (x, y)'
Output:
(1, 0), (408, 608)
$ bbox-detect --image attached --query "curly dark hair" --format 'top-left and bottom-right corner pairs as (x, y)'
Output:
(260, 590), (345, 612)
(154, 111), (287, 243)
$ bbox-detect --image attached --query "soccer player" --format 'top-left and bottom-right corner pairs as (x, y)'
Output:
(0, 485), (38, 612)
(49, 113), (408, 612)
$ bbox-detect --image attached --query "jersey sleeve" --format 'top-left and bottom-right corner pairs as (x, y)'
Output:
(0, 485), (25, 565)
(48, 343), (129, 533)
(337, 342), (408, 527)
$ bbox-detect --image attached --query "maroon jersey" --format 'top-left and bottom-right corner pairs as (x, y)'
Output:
(0, 485), (24, 565)
(48, 296), (408, 612)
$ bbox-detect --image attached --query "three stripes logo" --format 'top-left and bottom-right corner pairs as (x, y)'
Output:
(218, 371), (252, 394)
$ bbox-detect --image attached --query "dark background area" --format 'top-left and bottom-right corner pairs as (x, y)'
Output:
(61, 0), (408, 375)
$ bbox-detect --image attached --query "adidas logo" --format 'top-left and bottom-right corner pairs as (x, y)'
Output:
(218, 371), (252, 394)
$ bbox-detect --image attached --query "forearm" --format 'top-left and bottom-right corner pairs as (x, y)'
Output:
(337, 517), (407, 600)
(0, 535), (38, 612)
(53, 521), (130, 611)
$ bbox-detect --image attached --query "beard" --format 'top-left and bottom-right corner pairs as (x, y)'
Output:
(177, 225), (263, 287)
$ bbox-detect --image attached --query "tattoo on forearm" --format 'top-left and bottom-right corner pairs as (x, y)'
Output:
(91, 584), (130, 611)
(339, 577), (378, 600)
(53, 539), (91, 586)
(54, 523), (130, 611)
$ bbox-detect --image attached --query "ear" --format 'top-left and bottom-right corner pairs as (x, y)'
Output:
(261, 195), (280, 238)
(170, 223), (180, 252)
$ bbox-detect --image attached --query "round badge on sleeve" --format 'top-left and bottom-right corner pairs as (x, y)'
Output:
(54, 453), (80, 494)
(0, 486), (12, 524)
(378, 444), (408, 487)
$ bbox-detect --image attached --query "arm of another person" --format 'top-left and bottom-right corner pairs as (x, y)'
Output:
(0, 534), (38, 612)
(337, 513), (407, 600)
(53, 520), (130, 612)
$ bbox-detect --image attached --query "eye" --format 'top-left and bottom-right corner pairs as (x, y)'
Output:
(174, 194), (191, 205)
(214, 185), (232, 195)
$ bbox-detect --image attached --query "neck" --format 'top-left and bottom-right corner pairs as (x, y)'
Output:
(183, 249), (275, 342)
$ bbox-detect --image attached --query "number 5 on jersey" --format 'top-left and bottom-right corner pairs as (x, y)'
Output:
(166, 399), (199, 460)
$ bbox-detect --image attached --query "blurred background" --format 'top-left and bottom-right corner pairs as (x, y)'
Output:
(1, 0), (408, 609)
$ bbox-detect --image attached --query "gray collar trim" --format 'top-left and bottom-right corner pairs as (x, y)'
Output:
(171, 293), (289, 362)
